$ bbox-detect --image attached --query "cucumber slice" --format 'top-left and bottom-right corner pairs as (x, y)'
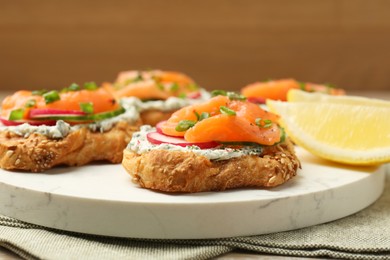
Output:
(28, 107), (126, 122)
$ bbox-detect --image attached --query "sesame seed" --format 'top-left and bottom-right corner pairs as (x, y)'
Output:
(5, 150), (14, 157)
(269, 176), (276, 184)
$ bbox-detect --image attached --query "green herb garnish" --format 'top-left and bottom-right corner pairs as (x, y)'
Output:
(299, 82), (306, 90)
(211, 90), (227, 97)
(175, 120), (196, 132)
(25, 99), (36, 108)
(170, 82), (179, 92)
(178, 93), (187, 99)
(43, 90), (60, 104)
(278, 127), (286, 143)
(124, 73), (144, 86)
(226, 92), (246, 101)
(199, 112), (210, 121)
(68, 83), (81, 91)
(84, 82), (98, 90)
(193, 110), (209, 121)
(79, 102), (94, 114)
(9, 109), (25, 120)
(187, 83), (199, 91)
(32, 89), (48, 96)
(220, 106), (236, 116)
(156, 82), (165, 91)
(255, 118), (273, 128)
(211, 90), (246, 101)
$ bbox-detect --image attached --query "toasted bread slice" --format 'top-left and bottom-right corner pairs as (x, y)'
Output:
(0, 121), (141, 172)
(122, 138), (300, 193)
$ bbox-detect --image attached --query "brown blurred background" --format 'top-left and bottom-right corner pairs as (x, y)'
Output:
(1, 0), (390, 92)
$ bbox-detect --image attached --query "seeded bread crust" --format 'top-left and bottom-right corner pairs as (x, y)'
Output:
(122, 138), (301, 193)
(0, 121), (141, 172)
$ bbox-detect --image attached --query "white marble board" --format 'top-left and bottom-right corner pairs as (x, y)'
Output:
(0, 147), (386, 239)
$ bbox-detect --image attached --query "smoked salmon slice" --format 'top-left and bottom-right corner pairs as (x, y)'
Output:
(106, 70), (199, 100)
(241, 79), (345, 102)
(160, 94), (281, 145)
(160, 95), (230, 137)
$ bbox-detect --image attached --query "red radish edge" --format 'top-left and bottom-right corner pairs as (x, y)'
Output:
(147, 131), (219, 149)
(247, 97), (266, 104)
(155, 120), (166, 134)
(0, 117), (56, 126)
(29, 108), (86, 118)
(187, 91), (201, 99)
(155, 120), (182, 137)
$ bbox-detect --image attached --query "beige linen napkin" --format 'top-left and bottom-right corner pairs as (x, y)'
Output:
(1, 167), (389, 260)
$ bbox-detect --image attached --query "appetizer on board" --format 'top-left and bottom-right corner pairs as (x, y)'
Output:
(0, 82), (141, 172)
(241, 78), (345, 104)
(122, 91), (301, 193)
(103, 70), (210, 126)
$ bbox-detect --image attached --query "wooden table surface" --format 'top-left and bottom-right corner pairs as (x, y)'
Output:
(0, 90), (388, 259)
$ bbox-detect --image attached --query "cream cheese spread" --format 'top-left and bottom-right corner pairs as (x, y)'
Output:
(120, 89), (210, 112)
(1, 120), (72, 139)
(127, 125), (264, 161)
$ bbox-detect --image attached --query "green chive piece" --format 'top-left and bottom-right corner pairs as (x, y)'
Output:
(43, 90), (60, 104)
(255, 118), (273, 128)
(299, 82), (306, 90)
(220, 106), (236, 116)
(79, 102), (94, 114)
(175, 120), (196, 132)
(25, 99), (36, 108)
(156, 82), (165, 91)
(68, 83), (81, 91)
(178, 93), (187, 99)
(211, 90), (246, 101)
(279, 127), (286, 143)
(9, 109), (25, 120)
(211, 90), (227, 97)
(227, 92), (247, 101)
(199, 112), (210, 121)
(84, 82), (98, 90)
(124, 74), (143, 85)
(263, 119), (273, 128)
(170, 82), (179, 92)
(187, 83), (199, 91)
(194, 110), (200, 121)
(255, 118), (262, 126)
(32, 89), (48, 96)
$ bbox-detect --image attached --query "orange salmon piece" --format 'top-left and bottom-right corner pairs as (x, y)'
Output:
(37, 88), (119, 113)
(185, 114), (281, 145)
(109, 80), (171, 100)
(241, 79), (300, 101)
(158, 71), (194, 86)
(228, 100), (279, 123)
(1, 90), (43, 119)
(112, 70), (196, 100)
(1, 87), (119, 121)
(161, 95), (230, 137)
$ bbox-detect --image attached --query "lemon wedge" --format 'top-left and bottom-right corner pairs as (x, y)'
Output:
(267, 91), (390, 165)
(288, 89), (390, 107)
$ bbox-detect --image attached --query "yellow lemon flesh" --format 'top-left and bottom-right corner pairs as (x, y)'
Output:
(267, 90), (390, 165)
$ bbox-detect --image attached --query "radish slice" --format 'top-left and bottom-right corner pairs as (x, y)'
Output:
(147, 131), (219, 149)
(247, 97), (266, 104)
(0, 117), (56, 126)
(187, 91), (201, 99)
(155, 121), (166, 134)
(29, 108), (86, 118)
